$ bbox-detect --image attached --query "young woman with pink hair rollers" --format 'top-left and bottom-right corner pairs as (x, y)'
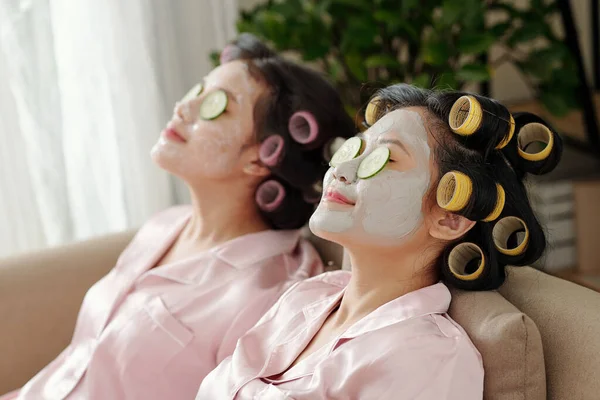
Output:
(3, 34), (355, 400)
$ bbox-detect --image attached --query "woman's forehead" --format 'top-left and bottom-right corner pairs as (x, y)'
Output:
(364, 108), (428, 141)
(205, 61), (265, 100)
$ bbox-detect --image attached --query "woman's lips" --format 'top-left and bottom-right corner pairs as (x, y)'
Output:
(163, 127), (186, 143)
(324, 189), (355, 206)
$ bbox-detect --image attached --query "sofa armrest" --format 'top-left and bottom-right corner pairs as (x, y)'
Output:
(0, 230), (136, 395)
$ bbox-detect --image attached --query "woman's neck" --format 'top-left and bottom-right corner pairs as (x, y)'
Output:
(182, 180), (270, 249)
(333, 243), (439, 328)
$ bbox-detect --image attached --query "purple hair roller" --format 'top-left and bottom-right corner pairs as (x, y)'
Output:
(288, 111), (319, 145)
(256, 180), (286, 212)
(259, 135), (286, 167)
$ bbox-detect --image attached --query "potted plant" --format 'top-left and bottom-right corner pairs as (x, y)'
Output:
(213, 0), (578, 119)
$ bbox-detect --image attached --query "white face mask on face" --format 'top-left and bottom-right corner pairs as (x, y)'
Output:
(309, 109), (432, 246)
(151, 61), (262, 182)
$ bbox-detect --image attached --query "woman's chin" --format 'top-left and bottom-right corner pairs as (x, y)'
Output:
(150, 147), (187, 182)
(309, 216), (348, 245)
(150, 146), (170, 170)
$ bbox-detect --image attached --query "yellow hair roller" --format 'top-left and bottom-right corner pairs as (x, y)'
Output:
(448, 95), (483, 136)
(437, 171), (473, 212)
(448, 242), (486, 281)
(492, 216), (530, 256)
(495, 114), (515, 149)
(483, 184), (505, 222)
(517, 123), (554, 161)
(365, 97), (381, 126)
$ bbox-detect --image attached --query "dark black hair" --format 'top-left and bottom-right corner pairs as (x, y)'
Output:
(366, 84), (563, 291)
(222, 33), (356, 230)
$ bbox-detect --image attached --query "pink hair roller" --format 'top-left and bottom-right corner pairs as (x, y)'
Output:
(256, 180), (286, 212)
(303, 182), (323, 204)
(288, 111), (319, 145)
(219, 44), (235, 64)
(259, 135), (286, 167)
(303, 191), (322, 204)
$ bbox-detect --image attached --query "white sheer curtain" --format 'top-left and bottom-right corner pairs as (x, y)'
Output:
(0, 0), (238, 257)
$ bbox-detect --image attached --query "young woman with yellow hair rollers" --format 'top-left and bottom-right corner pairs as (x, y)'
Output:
(196, 84), (562, 399)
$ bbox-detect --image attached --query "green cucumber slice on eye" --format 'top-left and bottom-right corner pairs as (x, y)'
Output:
(182, 83), (203, 102)
(329, 137), (363, 167)
(199, 90), (228, 120)
(357, 147), (390, 179)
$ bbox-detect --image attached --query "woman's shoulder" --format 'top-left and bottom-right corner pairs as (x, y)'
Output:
(148, 205), (193, 223)
(286, 269), (349, 299)
(255, 270), (350, 327)
(303, 269), (351, 287)
(133, 205), (192, 237)
(284, 270), (350, 300)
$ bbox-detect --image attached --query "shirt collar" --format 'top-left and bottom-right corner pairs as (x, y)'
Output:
(342, 282), (451, 338)
(301, 280), (451, 339)
(301, 272), (350, 322)
(213, 229), (302, 268)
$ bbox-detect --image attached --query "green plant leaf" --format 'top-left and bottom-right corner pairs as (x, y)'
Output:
(412, 73), (431, 88)
(456, 64), (490, 82)
(488, 3), (519, 18)
(373, 9), (397, 24)
(315, 0), (333, 14)
(533, 45), (569, 64)
(236, 19), (261, 36)
(548, 63), (579, 88)
(340, 17), (379, 52)
(271, 0), (303, 19)
(329, 0), (371, 12)
(508, 23), (545, 46)
(458, 32), (495, 54)
(433, 73), (460, 90)
(302, 43), (330, 61)
(209, 51), (220, 67)
(489, 22), (512, 38)
(518, 45), (567, 81)
(439, 0), (463, 26)
(518, 60), (552, 81)
(249, 10), (288, 45)
(326, 58), (344, 83)
(422, 39), (451, 66)
(401, 0), (421, 15)
(365, 54), (400, 68)
(539, 91), (571, 117)
(372, 9), (418, 39)
(344, 52), (368, 81)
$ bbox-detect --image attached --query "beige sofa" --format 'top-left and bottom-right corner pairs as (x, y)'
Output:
(1, 231), (599, 399)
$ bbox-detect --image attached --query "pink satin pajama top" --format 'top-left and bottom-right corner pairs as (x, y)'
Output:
(196, 271), (484, 400)
(10, 206), (323, 400)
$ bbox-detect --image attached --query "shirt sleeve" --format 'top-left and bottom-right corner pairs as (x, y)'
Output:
(315, 332), (484, 400)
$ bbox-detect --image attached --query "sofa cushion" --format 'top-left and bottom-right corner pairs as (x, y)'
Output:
(449, 288), (546, 400)
(0, 230), (135, 395)
(342, 249), (546, 399)
(500, 266), (600, 399)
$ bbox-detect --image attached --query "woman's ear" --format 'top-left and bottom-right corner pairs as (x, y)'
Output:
(243, 160), (270, 177)
(242, 144), (271, 178)
(428, 206), (476, 241)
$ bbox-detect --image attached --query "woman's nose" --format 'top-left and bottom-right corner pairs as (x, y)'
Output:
(174, 100), (193, 122)
(333, 158), (360, 184)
